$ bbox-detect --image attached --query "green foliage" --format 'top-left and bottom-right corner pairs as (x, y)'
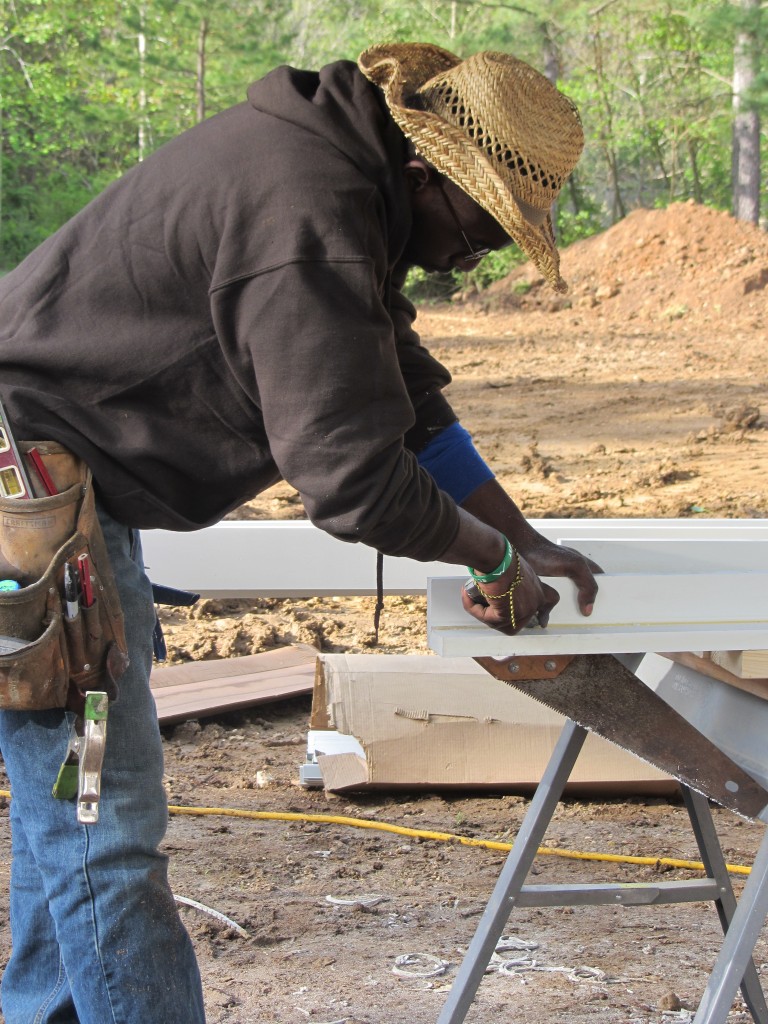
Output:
(556, 204), (603, 249)
(403, 267), (460, 304)
(403, 248), (526, 302)
(2, 166), (115, 260)
(0, 0), (766, 272)
(461, 245), (526, 290)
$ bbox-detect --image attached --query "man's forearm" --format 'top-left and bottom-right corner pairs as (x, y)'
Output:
(459, 477), (541, 551)
(437, 505), (507, 573)
(460, 477), (600, 616)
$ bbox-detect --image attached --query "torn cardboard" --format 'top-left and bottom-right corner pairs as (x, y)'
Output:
(310, 654), (674, 795)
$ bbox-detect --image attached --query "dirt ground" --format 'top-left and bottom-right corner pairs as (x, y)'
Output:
(1, 201), (767, 1022)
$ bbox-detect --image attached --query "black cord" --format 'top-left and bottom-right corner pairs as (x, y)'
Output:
(372, 551), (384, 645)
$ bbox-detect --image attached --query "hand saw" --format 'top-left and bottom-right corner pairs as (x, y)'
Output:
(475, 653), (768, 823)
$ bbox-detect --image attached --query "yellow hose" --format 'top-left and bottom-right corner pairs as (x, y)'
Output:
(0, 790), (752, 875)
(166, 802), (752, 875)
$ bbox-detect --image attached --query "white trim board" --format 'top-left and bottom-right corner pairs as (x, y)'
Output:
(141, 518), (768, 597)
(427, 573), (768, 658)
(556, 538), (768, 573)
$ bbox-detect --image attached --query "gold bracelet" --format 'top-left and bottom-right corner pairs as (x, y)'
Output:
(473, 552), (523, 630)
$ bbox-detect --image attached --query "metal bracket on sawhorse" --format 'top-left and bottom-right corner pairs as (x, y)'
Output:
(436, 654), (768, 1024)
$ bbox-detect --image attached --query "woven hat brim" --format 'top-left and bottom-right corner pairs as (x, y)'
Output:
(394, 106), (566, 291)
(359, 43), (571, 292)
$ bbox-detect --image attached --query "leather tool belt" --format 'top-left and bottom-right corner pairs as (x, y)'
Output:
(0, 442), (129, 712)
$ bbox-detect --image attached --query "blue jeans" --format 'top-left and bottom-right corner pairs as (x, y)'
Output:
(0, 504), (205, 1023)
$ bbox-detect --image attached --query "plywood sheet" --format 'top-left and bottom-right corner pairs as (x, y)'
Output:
(150, 645), (317, 724)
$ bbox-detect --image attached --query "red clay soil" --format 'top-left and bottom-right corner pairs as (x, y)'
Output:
(486, 199), (768, 328)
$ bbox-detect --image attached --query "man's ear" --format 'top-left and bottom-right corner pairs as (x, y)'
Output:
(403, 157), (433, 193)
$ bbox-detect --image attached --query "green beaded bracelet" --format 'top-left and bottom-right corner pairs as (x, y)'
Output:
(468, 537), (514, 584)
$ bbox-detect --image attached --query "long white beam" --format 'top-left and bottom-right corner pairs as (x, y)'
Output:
(427, 572), (768, 657)
(140, 518), (768, 597)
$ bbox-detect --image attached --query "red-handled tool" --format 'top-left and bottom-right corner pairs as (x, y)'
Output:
(27, 447), (58, 496)
(77, 553), (94, 607)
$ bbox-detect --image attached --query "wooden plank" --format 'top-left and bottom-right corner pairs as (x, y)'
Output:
(660, 652), (768, 701)
(149, 646), (317, 724)
(708, 649), (768, 679)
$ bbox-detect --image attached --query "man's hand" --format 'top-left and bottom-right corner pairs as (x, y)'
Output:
(436, 480), (601, 636)
(461, 550), (560, 635)
(460, 479), (601, 618)
(516, 538), (601, 617)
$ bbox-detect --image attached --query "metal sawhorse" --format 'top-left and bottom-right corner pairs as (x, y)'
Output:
(435, 666), (768, 1024)
(427, 543), (768, 1024)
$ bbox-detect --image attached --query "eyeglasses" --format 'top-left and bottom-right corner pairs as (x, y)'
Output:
(437, 180), (492, 263)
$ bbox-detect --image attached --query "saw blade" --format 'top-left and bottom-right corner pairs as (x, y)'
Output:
(491, 654), (768, 822)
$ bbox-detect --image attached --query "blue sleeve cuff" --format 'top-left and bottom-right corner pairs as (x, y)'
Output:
(417, 421), (494, 505)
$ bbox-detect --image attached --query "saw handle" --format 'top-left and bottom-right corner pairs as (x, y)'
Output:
(463, 577), (546, 631)
(464, 578), (488, 606)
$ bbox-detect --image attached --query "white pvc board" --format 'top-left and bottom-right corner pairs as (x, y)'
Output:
(427, 573), (768, 658)
(552, 520), (768, 537)
(556, 538), (768, 574)
(140, 518), (768, 597)
(142, 521), (383, 597)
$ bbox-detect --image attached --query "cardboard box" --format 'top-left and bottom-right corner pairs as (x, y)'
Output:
(309, 654), (674, 795)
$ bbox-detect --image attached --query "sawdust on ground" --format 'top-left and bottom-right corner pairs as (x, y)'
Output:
(1, 201), (767, 1023)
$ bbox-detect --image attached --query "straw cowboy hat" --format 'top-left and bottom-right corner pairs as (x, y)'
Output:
(358, 42), (584, 292)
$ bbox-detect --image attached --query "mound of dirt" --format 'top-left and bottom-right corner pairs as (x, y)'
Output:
(483, 200), (768, 327)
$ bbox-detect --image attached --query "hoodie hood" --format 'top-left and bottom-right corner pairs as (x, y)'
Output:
(247, 60), (411, 264)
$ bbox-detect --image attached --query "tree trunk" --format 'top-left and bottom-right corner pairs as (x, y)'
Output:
(732, 0), (761, 224)
(541, 27), (561, 235)
(688, 139), (703, 205)
(137, 4), (148, 162)
(0, 93), (3, 260)
(196, 18), (209, 124)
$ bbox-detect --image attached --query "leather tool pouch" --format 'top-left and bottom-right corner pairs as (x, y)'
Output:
(0, 442), (129, 712)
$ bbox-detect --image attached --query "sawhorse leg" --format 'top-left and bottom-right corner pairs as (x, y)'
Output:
(691, 817), (768, 1024)
(437, 718), (588, 1024)
(683, 787), (768, 1024)
(436, 725), (768, 1024)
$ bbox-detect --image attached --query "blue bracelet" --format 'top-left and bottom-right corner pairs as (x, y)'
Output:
(468, 537), (514, 584)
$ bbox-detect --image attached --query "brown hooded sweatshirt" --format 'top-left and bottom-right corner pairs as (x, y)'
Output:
(0, 60), (460, 560)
